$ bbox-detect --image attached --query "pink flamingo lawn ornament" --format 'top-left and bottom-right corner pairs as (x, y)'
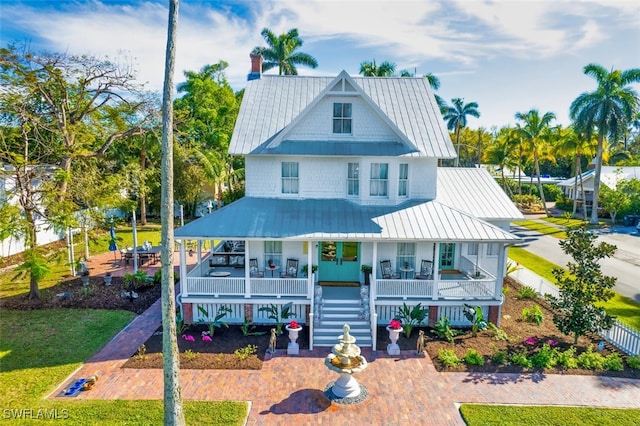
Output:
(202, 335), (212, 342)
(182, 334), (195, 342)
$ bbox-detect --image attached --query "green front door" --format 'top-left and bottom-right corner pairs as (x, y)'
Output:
(318, 241), (360, 282)
(439, 243), (455, 270)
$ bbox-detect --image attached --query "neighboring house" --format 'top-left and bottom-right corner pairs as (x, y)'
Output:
(174, 57), (523, 349)
(557, 166), (640, 209)
(0, 164), (65, 257)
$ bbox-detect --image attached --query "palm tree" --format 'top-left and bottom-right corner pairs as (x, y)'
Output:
(515, 109), (557, 217)
(442, 98), (480, 167)
(253, 28), (318, 75)
(569, 63), (640, 224)
(160, 0), (185, 423)
(553, 126), (597, 218)
(485, 127), (519, 196)
(359, 59), (396, 77)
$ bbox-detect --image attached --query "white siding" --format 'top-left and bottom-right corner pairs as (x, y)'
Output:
(245, 156), (438, 203)
(286, 96), (397, 142)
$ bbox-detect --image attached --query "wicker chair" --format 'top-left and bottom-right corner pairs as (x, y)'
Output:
(249, 258), (264, 278)
(415, 260), (434, 280)
(379, 259), (400, 279)
(280, 258), (299, 278)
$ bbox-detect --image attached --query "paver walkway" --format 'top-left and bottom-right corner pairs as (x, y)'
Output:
(50, 252), (640, 425)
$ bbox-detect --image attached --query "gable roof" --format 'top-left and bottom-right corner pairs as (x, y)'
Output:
(557, 166), (640, 189)
(174, 197), (520, 242)
(436, 168), (523, 221)
(229, 72), (456, 158)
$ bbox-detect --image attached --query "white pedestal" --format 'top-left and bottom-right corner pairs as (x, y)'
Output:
(332, 373), (361, 398)
(387, 343), (400, 356)
(287, 342), (299, 355)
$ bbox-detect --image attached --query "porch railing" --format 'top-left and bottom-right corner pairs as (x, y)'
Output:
(185, 276), (308, 298)
(375, 277), (496, 300)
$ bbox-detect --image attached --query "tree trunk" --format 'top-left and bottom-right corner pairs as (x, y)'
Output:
(140, 146), (148, 225)
(161, 0), (185, 424)
(26, 219), (40, 300)
(533, 151), (550, 216)
(571, 156), (579, 217)
(454, 125), (461, 167)
(579, 162), (588, 220)
(590, 134), (605, 225)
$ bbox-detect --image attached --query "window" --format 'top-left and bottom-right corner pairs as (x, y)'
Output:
(396, 243), (416, 270)
(467, 243), (479, 256)
(281, 162), (299, 194)
(347, 163), (359, 196)
(398, 163), (408, 196)
(333, 103), (352, 134)
(264, 241), (282, 269)
(487, 243), (500, 256)
(369, 163), (388, 196)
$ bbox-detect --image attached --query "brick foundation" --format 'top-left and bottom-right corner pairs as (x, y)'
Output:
(244, 304), (253, 322)
(488, 305), (500, 326)
(428, 306), (439, 327)
(183, 303), (193, 324)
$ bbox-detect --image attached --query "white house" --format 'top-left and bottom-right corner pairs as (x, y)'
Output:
(557, 166), (640, 209)
(174, 57), (523, 349)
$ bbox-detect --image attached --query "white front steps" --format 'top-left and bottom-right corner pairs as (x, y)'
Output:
(313, 299), (371, 347)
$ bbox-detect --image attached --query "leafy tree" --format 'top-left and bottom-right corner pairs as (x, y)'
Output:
(252, 28), (318, 75)
(359, 59), (396, 77)
(515, 109), (557, 216)
(547, 226), (616, 344)
(570, 63), (640, 224)
(618, 178), (640, 215)
(600, 185), (630, 224)
(159, 0), (185, 423)
(442, 98), (480, 167)
(486, 126), (519, 196)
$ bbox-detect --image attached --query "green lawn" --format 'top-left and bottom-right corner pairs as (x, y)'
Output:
(460, 404), (640, 426)
(0, 309), (248, 425)
(512, 220), (567, 239)
(509, 247), (640, 330)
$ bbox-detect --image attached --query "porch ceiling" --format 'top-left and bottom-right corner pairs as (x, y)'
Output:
(175, 197), (521, 243)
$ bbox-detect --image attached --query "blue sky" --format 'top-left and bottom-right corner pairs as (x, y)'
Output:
(1, 0), (639, 129)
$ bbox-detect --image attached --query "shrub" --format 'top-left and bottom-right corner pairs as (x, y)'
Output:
(487, 323), (509, 341)
(395, 302), (429, 338)
(510, 350), (532, 368)
(516, 286), (538, 299)
(234, 344), (258, 361)
(576, 346), (605, 370)
(555, 346), (578, 369)
(183, 349), (199, 361)
(432, 316), (457, 344)
(530, 344), (557, 369)
(134, 344), (146, 360)
(604, 352), (624, 371)
(240, 319), (266, 336)
(438, 348), (462, 368)
(513, 194), (543, 210)
(521, 305), (544, 325)
(490, 346), (509, 366)
(463, 349), (485, 366)
(627, 355), (640, 369)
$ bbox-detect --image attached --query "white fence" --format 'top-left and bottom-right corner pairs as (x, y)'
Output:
(511, 267), (640, 356)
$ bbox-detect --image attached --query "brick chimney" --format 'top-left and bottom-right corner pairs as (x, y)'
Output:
(247, 53), (262, 81)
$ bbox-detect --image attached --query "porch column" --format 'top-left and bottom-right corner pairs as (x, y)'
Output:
(244, 240), (251, 298)
(371, 241), (378, 317)
(196, 240), (202, 265)
(432, 243), (440, 301)
(178, 240), (188, 297)
(495, 243), (507, 298)
(307, 240), (313, 299)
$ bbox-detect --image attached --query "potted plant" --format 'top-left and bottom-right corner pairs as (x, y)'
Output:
(103, 272), (112, 286)
(301, 264), (318, 278)
(361, 265), (372, 286)
(386, 319), (402, 355)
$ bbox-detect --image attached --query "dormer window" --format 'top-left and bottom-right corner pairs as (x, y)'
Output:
(333, 103), (352, 134)
(281, 162), (299, 194)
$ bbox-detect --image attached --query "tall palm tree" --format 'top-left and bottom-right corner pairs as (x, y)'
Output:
(515, 109), (557, 217)
(359, 59), (396, 77)
(160, 0), (185, 423)
(569, 63), (640, 224)
(442, 98), (480, 167)
(253, 28), (318, 75)
(553, 126), (597, 218)
(485, 127), (519, 196)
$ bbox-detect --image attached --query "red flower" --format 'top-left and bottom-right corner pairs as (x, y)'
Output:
(388, 319), (402, 330)
(289, 320), (300, 329)
(524, 337), (537, 345)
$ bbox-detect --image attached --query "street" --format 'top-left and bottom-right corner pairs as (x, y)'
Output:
(510, 223), (640, 303)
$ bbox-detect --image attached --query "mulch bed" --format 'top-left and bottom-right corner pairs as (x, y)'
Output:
(375, 277), (640, 379)
(0, 276), (160, 315)
(123, 323), (310, 370)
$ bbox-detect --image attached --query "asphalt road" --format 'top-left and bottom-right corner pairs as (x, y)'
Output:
(510, 223), (640, 303)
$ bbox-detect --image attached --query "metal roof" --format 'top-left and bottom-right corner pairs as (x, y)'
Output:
(229, 73), (456, 158)
(174, 197), (520, 242)
(436, 168), (524, 221)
